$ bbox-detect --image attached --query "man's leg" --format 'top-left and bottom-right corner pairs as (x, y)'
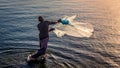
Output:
(31, 37), (49, 58)
(27, 37), (49, 61)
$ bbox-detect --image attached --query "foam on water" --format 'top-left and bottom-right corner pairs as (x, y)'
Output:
(53, 15), (94, 37)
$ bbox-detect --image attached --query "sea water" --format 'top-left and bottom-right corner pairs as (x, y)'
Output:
(0, 0), (120, 68)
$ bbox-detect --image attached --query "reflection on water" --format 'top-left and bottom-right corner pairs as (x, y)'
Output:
(0, 0), (120, 68)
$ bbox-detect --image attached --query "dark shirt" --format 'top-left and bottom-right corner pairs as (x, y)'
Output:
(37, 21), (57, 40)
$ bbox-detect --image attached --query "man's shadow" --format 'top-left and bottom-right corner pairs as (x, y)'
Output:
(20, 60), (47, 68)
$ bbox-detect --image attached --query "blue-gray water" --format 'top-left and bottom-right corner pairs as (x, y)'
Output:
(0, 0), (120, 68)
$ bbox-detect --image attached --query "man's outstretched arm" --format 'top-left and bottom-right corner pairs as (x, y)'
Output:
(48, 19), (61, 25)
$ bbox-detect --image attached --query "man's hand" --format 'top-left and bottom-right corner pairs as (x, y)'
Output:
(57, 19), (61, 22)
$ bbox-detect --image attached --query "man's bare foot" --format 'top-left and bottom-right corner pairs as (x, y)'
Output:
(27, 55), (37, 62)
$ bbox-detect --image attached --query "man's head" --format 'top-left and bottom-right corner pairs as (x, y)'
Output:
(38, 16), (44, 22)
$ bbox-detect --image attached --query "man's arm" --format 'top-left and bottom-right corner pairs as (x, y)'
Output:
(49, 21), (59, 25)
(48, 19), (61, 25)
(48, 28), (55, 32)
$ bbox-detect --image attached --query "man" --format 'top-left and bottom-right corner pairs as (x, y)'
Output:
(27, 16), (60, 62)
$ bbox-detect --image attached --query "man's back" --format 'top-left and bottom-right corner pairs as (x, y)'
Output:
(38, 21), (49, 40)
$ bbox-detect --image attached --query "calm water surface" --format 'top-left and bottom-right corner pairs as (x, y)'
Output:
(0, 0), (120, 68)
